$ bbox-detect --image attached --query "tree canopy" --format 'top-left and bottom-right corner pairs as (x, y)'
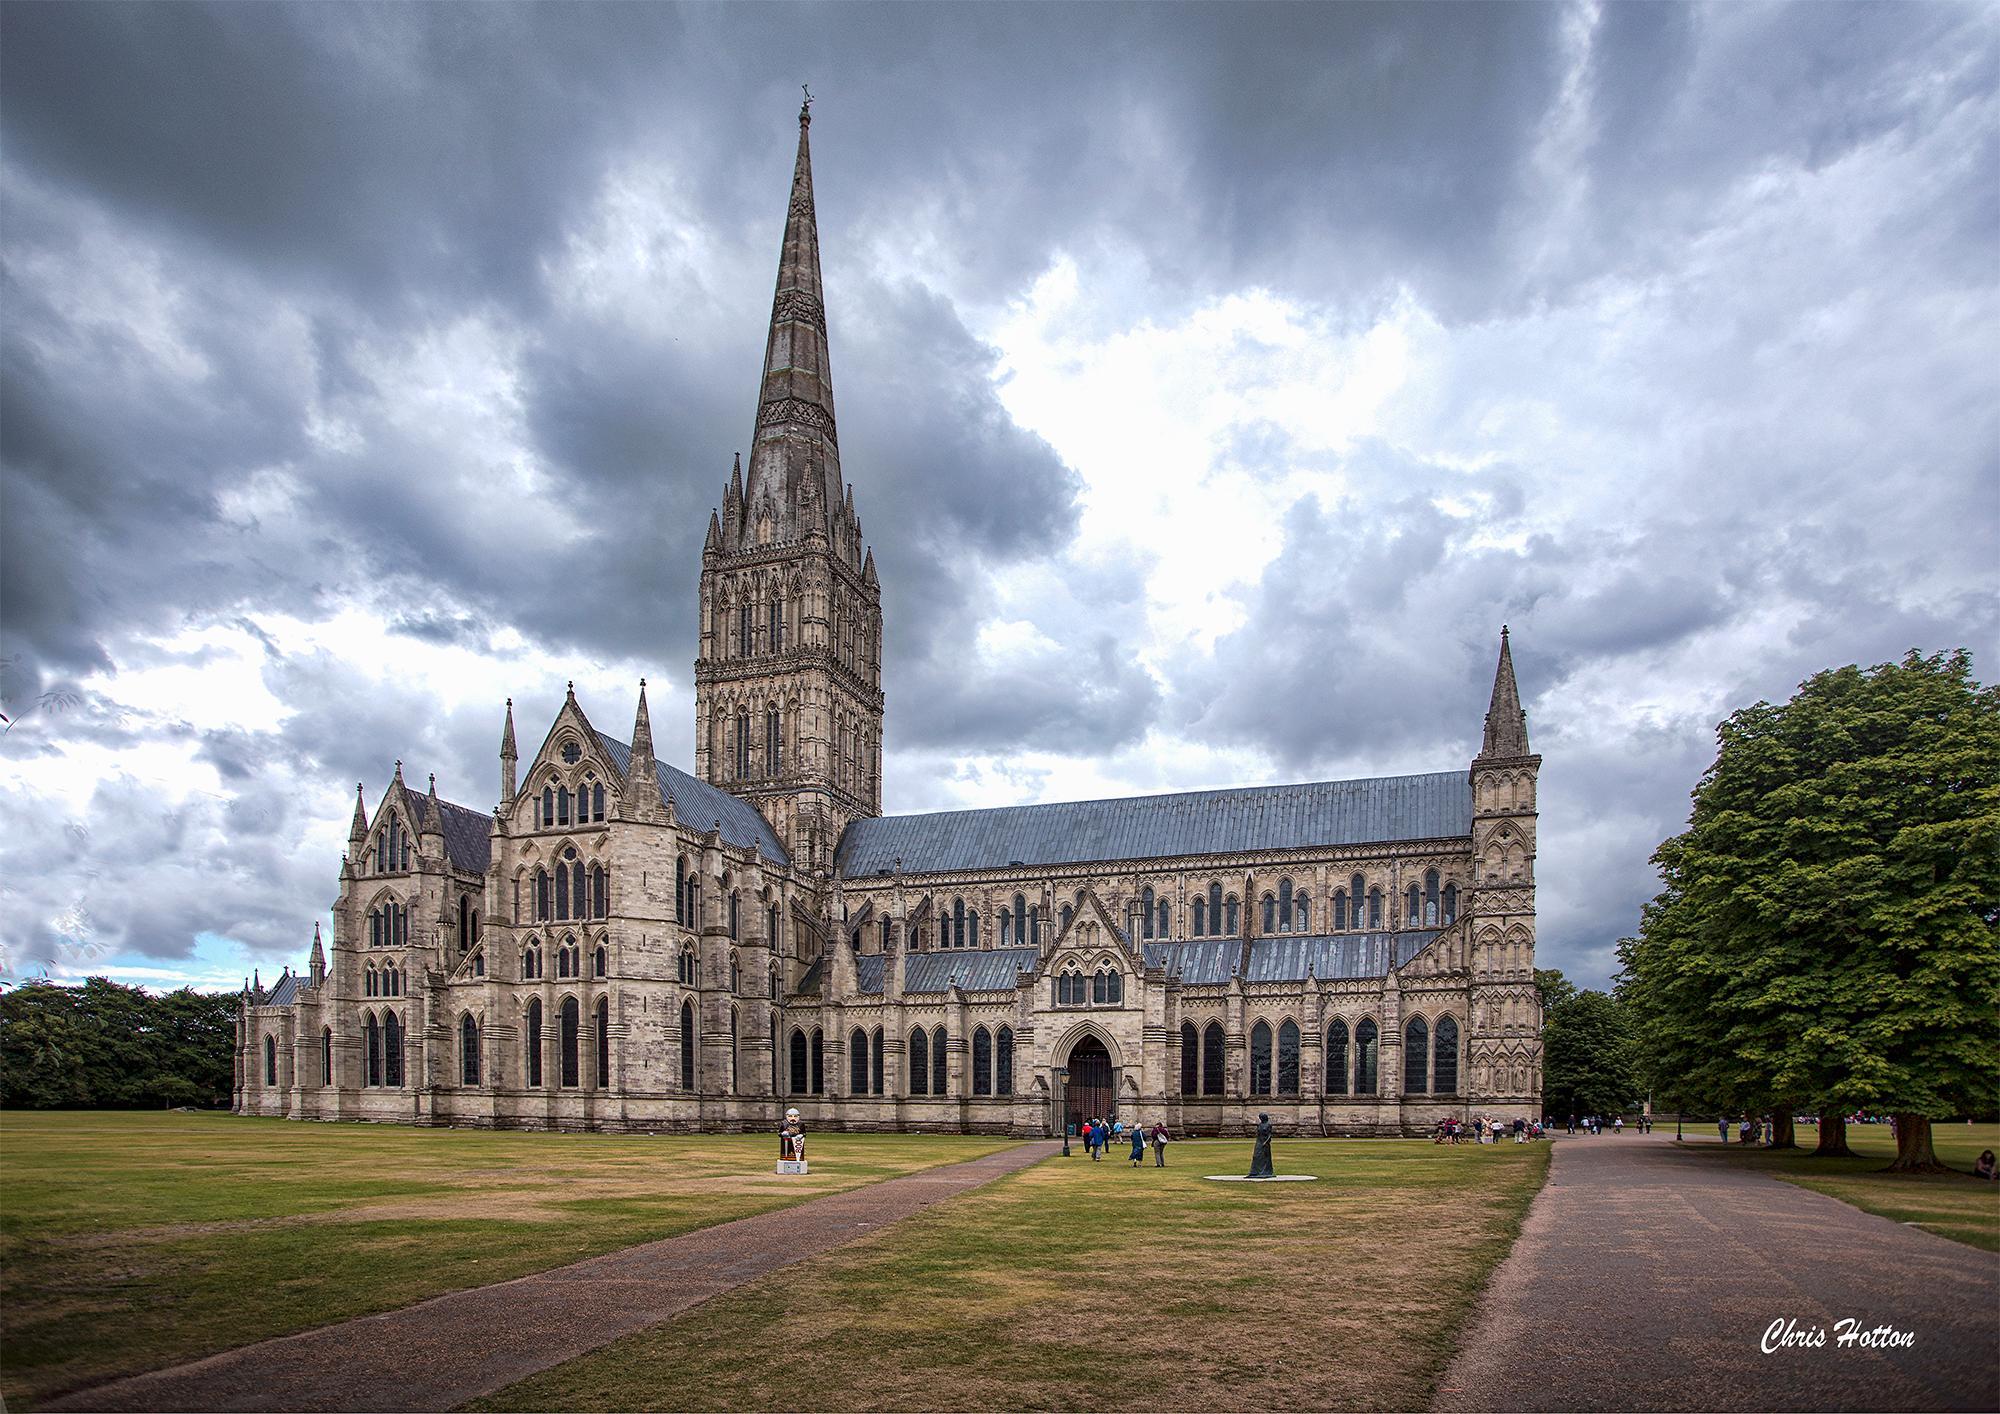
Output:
(0, 978), (238, 1108)
(1618, 649), (1999, 1168)
(1540, 983), (1639, 1120)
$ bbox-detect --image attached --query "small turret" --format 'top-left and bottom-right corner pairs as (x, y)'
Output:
(500, 698), (518, 808)
(349, 783), (368, 847)
(1478, 626), (1532, 760)
(310, 922), (326, 986)
(623, 679), (668, 823)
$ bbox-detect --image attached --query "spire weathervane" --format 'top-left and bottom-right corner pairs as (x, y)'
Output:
(801, 84), (813, 122)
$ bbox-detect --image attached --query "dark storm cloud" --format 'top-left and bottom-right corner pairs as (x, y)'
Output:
(1, 2), (1994, 990)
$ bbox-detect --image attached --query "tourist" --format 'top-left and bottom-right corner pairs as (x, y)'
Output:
(1129, 1124), (1147, 1166)
(1613, 1116), (1623, 1135)
(1151, 1121), (1169, 1167)
(1567, 1113), (1576, 1135)
(1513, 1116), (1526, 1144)
(1740, 1117), (1756, 1146)
(1974, 1149), (1995, 1181)
(1718, 1116), (1729, 1144)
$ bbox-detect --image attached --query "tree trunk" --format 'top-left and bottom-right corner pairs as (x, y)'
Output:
(1886, 1113), (1948, 1173)
(1813, 1113), (1854, 1158)
(1769, 1112), (1797, 1149)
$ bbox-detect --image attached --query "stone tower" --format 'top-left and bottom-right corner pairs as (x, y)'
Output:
(1465, 626), (1543, 1103)
(695, 98), (883, 873)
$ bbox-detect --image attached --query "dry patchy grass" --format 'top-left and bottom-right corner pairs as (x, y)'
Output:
(473, 1138), (1551, 1412)
(0, 1111), (1012, 1409)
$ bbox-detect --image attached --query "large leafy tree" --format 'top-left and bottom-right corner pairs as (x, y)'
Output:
(1542, 989), (1640, 1121)
(1619, 650), (1999, 1170)
(0, 978), (238, 1108)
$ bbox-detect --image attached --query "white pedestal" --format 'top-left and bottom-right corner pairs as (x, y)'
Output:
(776, 1159), (809, 1176)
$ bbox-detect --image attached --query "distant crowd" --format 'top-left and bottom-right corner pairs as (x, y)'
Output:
(1075, 1116), (1171, 1166)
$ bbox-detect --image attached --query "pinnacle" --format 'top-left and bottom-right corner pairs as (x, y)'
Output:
(1479, 626), (1532, 759)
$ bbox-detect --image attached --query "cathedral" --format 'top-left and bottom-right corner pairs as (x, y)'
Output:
(234, 103), (1544, 1137)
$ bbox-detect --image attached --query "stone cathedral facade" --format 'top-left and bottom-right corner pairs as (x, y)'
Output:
(235, 105), (1544, 1136)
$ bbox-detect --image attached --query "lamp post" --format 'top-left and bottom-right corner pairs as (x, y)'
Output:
(1056, 1064), (1072, 1160)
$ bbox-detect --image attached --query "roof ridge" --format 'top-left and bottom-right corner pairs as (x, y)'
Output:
(858, 769), (1467, 825)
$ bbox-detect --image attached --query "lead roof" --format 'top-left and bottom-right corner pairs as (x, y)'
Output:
(594, 733), (790, 864)
(834, 771), (1471, 876)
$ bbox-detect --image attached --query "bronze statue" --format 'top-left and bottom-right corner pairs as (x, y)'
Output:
(1248, 1112), (1275, 1178)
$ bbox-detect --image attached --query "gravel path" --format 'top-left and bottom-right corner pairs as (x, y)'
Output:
(1434, 1132), (2000, 1412)
(50, 1140), (1059, 1413)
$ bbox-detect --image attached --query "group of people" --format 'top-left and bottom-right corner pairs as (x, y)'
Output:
(1437, 1116), (1545, 1143)
(1076, 1116), (1171, 1166)
(1564, 1114), (1645, 1135)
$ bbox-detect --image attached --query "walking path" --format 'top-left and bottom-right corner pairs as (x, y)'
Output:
(1435, 1132), (2000, 1412)
(51, 1140), (1060, 1413)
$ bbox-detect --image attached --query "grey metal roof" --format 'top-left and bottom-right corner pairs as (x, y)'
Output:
(903, 948), (1039, 993)
(405, 794), (492, 875)
(835, 771), (1470, 876)
(263, 969), (300, 1006)
(1140, 931), (1442, 984)
(595, 733), (789, 864)
(793, 947), (1039, 997)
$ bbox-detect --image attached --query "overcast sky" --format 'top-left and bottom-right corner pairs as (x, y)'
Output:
(2, 2), (1994, 994)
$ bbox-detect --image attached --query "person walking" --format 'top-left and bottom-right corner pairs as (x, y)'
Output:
(1151, 1122), (1169, 1167)
(1129, 1124), (1147, 1166)
(1718, 1116), (1729, 1144)
(1613, 1115), (1624, 1135)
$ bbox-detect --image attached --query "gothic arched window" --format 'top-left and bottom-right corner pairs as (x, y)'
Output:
(850, 1028), (869, 1094)
(461, 1013), (480, 1086)
(1249, 1020), (1273, 1095)
(382, 1010), (403, 1087)
(321, 1027), (332, 1086)
(1434, 1016), (1459, 1094)
(1261, 893), (1276, 934)
(541, 786), (554, 829)
(1404, 1015), (1429, 1094)
(769, 598), (784, 653)
(679, 1001), (695, 1090)
(734, 709), (750, 780)
(592, 782), (605, 822)
(909, 1027), (929, 1095)
(536, 868), (551, 922)
(1202, 1020), (1225, 1096)
(968, 909), (979, 948)
(1059, 904), (1074, 931)
(1354, 1018), (1379, 1095)
(1296, 894), (1309, 931)
(264, 1034), (277, 1086)
(597, 996), (611, 1087)
(594, 945), (607, 978)
(1442, 884), (1458, 925)
(930, 1027), (948, 1096)
(675, 856), (688, 926)
(1208, 882), (1223, 934)
(1141, 886), (1156, 939)
(525, 1000), (543, 1087)
(1278, 877), (1294, 931)
(1333, 890), (1347, 930)
(1179, 1022), (1198, 1095)
(1157, 900), (1170, 937)
(557, 785), (570, 827)
(1193, 897), (1207, 936)
(1326, 1018), (1350, 1095)
(810, 1029), (824, 1094)
(591, 864), (607, 919)
(996, 1026), (1014, 1095)
(765, 709), (782, 775)
(1425, 869), (1441, 926)
(1224, 895), (1240, 935)
(678, 946), (696, 986)
(973, 1026), (993, 1095)
(729, 892), (740, 941)
(768, 903), (781, 951)
(871, 1026), (885, 1094)
(1278, 1019), (1301, 1095)
(790, 1028), (808, 1094)
(1367, 887), (1383, 929)
(365, 1013), (382, 1087)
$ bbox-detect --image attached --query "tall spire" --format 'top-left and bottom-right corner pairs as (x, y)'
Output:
(1478, 626), (1532, 759)
(737, 97), (842, 547)
(349, 782), (368, 844)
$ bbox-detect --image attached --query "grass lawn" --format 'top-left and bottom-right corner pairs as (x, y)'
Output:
(472, 1137), (1552, 1413)
(1671, 1120), (1999, 1252)
(0, 1111), (1014, 1410)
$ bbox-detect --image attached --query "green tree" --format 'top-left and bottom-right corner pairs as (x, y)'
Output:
(1619, 650), (1999, 1171)
(0, 978), (239, 1108)
(1542, 989), (1639, 1120)
(1534, 968), (1579, 1018)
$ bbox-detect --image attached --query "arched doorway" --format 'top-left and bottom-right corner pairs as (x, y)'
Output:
(1063, 1035), (1114, 1135)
